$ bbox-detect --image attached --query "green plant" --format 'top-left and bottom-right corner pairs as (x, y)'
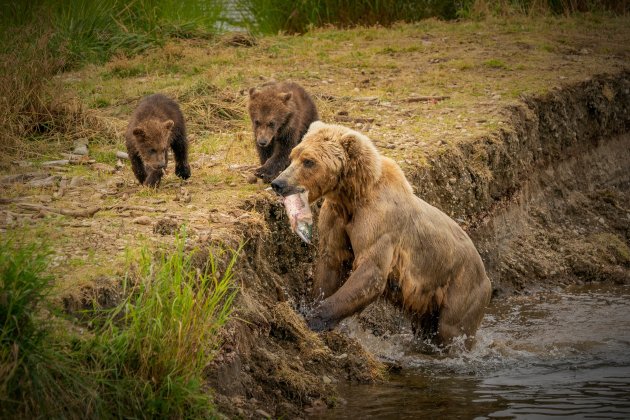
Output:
(89, 233), (240, 418)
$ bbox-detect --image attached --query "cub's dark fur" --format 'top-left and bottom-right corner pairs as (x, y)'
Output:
(248, 81), (319, 182)
(125, 94), (191, 187)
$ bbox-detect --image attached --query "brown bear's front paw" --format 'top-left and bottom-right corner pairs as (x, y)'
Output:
(306, 314), (337, 332)
(175, 164), (191, 180)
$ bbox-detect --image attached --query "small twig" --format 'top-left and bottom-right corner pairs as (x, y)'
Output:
(105, 204), (167, 213)
(333, 115), (375, 124)
(402, 95), (450, 103)
(17, 203), (101, 218)
(41, 160), (70, 166)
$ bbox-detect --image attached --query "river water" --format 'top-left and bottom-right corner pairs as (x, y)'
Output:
(310, 284), (630, 419)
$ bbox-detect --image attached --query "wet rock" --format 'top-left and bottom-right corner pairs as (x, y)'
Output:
(116, 151), (129, 160)
(73, 144), (88, 156)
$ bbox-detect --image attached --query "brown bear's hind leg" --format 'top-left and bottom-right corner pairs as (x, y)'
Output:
(411, 310), (440, 344)
(436, 273), (492, 351)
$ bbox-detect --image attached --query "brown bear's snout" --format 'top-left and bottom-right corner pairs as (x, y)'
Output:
(271, 176), (303, 197)
(257, 137), (271, 147)
(270, 178), (288, 195)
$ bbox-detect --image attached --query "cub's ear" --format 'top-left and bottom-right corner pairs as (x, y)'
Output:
(132, 127), (146, 139)
(248, 87), (258, 98)
(278, 92), (292, 103)
(164, 120), (174, 130)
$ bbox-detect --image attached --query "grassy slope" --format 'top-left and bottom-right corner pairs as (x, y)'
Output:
(0, 15), (628, 303)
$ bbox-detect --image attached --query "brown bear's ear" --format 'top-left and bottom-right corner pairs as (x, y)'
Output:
(340, 132), (360, 159)
(132, 127), (146, 139)
(163, 120), (174, 131)
(339, 130), (382, 187)
(278, 92), (292, 103)
(248, 87), (259, 98)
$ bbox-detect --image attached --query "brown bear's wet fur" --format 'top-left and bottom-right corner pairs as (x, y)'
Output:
(272, 122), (492, 351)
(248, 81), (319, 183)
(125, 94), (191, 187)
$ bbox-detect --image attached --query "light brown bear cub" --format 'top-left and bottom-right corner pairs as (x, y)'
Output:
(248, 81), (319, 183)
(271, 121), (492, 350)
(125, 94), (191, 187)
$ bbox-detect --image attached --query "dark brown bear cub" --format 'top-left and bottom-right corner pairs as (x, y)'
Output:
(125, 94), (191, 187)
(248, 81), (319, 182)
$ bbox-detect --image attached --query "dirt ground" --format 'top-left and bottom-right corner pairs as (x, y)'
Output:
(1, 16), (629, 417)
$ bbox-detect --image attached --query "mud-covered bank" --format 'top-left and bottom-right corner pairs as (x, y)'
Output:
(207, 71), (630, 417)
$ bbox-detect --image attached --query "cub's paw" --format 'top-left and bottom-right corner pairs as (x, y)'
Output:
(175, 164), (191, 180)
(254, 166), (275, 184)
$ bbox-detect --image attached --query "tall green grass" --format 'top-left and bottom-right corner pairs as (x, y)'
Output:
(90, 237), (239, 418)
(0, 232), (239, 418)
(0, 0), (227, 164)
(0, 0), (226, 67)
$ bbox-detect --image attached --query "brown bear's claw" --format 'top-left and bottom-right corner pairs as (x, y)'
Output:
(306, 313), (337, 332)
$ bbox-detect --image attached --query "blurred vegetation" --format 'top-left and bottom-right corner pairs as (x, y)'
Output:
(238, 0), (628, 33)
(0, 0), (626, 164)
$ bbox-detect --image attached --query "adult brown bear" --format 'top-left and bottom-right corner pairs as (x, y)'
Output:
(248, 81), (319, 183)
(271, 121), (492, 350)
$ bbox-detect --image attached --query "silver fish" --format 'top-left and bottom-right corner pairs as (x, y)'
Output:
(283, 191), (313, 244)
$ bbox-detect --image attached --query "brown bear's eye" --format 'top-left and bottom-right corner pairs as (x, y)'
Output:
(303, 159), (315, 168)
(149, 149), (157, 154)
(268, 121), (275, 128)
(254, 120), (260, 126)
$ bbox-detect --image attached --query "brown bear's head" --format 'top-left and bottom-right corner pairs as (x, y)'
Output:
(271, 121), (382, 203)
(131, 118), (174, 170)
(248, 87), (293, 148)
